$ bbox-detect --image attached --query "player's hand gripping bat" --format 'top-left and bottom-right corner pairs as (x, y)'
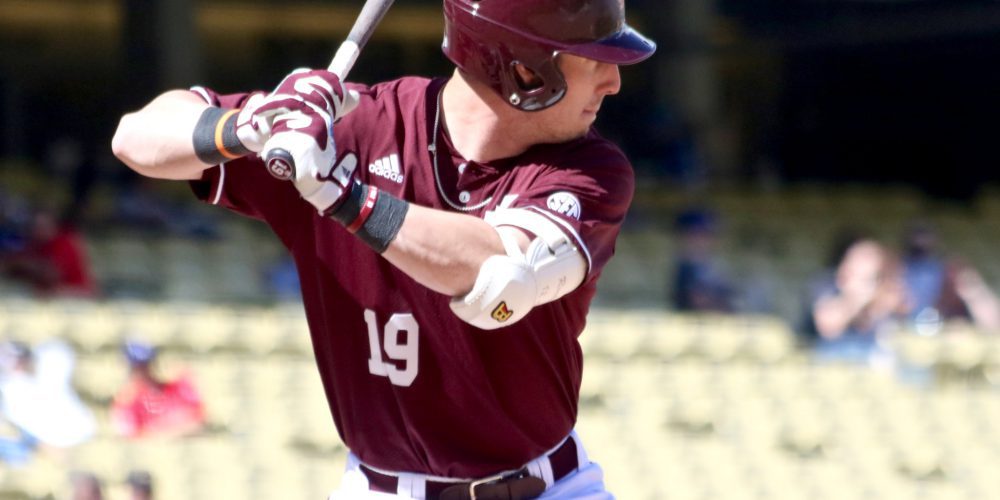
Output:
(262, 0), (396, 177)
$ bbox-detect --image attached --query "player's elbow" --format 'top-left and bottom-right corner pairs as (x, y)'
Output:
(112, 90), (208, 180)
(112, 112), (201, 181)
(449, 255), (532, 329)
(112, 112), (175, 180)
(449, 249), (587, 330)
(111, 113), (146, 173)
(449, 223), (588, 330)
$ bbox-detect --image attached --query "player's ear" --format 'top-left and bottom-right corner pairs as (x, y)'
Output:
(513, 63), (543, 92)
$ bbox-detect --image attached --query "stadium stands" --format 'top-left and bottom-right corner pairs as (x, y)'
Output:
(3, 184), (1000, 498)
(2, 301), (1000, 499)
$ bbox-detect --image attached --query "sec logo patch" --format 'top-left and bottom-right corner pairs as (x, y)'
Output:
(546, 192), (582, 220)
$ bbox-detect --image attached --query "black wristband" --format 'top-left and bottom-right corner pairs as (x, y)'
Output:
(328, 182), (409, 254)
(193, 107), (251, 165)
(358, 191), (409, 253)
(328, 181), (366, 226)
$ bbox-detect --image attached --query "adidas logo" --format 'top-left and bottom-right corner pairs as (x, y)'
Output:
(368, 153), (404, 184)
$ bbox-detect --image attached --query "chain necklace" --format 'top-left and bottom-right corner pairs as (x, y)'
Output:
(429, 87), (494, 212)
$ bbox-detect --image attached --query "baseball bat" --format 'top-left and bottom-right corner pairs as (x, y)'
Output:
(264, 0), (397, 176)
(328, 0), (397, 79)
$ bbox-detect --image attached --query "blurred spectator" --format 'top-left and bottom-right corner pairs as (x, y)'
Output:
(0, 422), (35, 466)
(47, 136), (99, 228)
(70, 471), (105, 500)
(0, 404), (36, 466)
(806, 234), (910, 361)
(110, 340), (205, 439)
(0, 340), (96, 451)
(264, 255), (302, 301)
(0, 188), (31, 254)
(901, 221), (1000, 333)
(670, 208), (736, 312)
(114, 178), (220, 239)
(126, 470), (153, 500)
(0, 341), (36, 466)
(0, 208), (97, 297)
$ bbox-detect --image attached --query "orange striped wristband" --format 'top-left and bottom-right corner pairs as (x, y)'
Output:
(193, 107), (251, 165)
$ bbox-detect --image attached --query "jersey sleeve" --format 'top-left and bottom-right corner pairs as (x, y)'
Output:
(186, 86), (314, 244)
(507, 141), (635, 283)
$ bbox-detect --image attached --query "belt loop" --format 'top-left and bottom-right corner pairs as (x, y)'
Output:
(527, 456), (554, 488)
(570, 431), (588, 469)
(397, 472), (426, 499)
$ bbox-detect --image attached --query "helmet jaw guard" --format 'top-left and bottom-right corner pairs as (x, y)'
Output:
(443, 0), (655, 112)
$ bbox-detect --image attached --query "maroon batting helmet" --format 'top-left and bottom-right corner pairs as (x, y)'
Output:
(442, 0), (656, 111)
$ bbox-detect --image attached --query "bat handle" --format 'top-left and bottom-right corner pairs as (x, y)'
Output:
(328, 41), (361, 78)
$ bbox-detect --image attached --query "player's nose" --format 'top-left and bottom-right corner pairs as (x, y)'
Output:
(597, 63), (621, 96)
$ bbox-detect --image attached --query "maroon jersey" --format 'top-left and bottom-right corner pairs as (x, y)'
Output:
(189, 77), (633, 478)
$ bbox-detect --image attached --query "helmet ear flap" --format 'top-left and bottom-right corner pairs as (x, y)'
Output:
(511, 61), (544, 93)
(500, 55), (567, 111)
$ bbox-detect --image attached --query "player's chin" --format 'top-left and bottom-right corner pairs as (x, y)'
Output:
(554, 126), (591, 143)
(577, 113), (598, 134)
(546, 117), (594, 143)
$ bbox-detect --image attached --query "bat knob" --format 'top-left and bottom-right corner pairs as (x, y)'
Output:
(265, 148), (296, 181)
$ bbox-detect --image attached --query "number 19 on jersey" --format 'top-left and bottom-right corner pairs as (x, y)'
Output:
(364, 309), (419, 387)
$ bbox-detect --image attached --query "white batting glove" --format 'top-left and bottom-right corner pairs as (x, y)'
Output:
(251, 68), (361, 213)
(262, 104), (357, 213)
(239, 68), (360, 154)
(234, 92), (271, 153)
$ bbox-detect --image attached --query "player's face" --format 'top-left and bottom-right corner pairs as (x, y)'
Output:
(534, 54), (621, 142)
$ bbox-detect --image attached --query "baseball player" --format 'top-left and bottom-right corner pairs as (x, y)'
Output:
(112, 0), (654, 498)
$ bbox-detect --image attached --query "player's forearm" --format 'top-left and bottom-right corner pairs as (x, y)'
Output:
(112, 90), (213, 181)
(382, 204), (504, 296)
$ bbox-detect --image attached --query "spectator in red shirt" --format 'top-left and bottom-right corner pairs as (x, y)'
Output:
(110, 341), (204, 439)
(0, 209), (97, 297)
